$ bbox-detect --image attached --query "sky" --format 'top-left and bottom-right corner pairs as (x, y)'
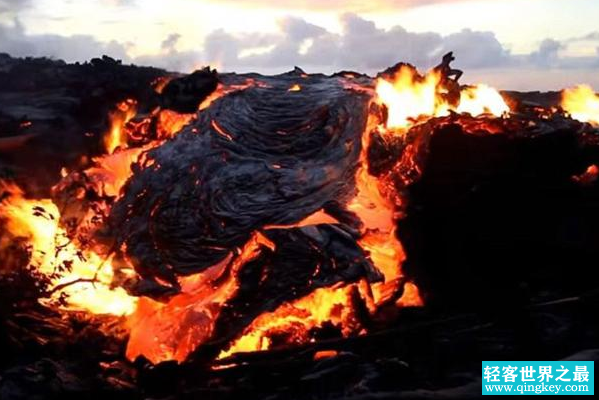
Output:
(0, 0), (598, 90)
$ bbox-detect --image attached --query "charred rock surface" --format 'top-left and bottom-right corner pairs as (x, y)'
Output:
(109, 73), (373, 296)
(397, 115), (599, 312)
(0, 55), (167, 194)
(160, 68), (219, 113)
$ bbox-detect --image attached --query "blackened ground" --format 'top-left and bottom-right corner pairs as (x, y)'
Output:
(399, 121), (599, 312)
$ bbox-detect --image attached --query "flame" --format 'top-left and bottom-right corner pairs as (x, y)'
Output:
(104, 99), (137, 154)
(457, 84), (509, 117)
(396, 282), (423, 307)
(562, 85), (599, 125)
(0, 94), (196, 317)
(84, 147), (148, 198)
(0, 181), (137, 315)
(263, 209), (339, 230)
(375, 66), (509, 131)
(375, 67), (447, 129)
(216, 74), (429, 360)
(213, 163), (412, 360)
(1, 71), (440, 365)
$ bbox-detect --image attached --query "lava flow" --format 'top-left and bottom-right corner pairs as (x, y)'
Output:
(5, 60), (592, 369)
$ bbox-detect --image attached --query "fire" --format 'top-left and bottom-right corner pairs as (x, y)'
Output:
(572, 164), (599, 186)
(152, 76), (173, 94)
(0, 62), (519, 366)
(84, 147), (148, 198)
(375, 67), (446, 129)
(216, 73), (428, 360)
(458, 84), (509, 117)
(0, 182), (137, 315)
(0, 89), (197, 317)
(104, 99), (137, 154)
(375, 66), (509, 131)
(562, 85), (599, 125)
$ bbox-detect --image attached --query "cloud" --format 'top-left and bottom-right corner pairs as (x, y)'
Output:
(567, 31), (599, 43)
(0, 0), (134, 13)
(529, 38), (563, 67)
(1, 12), (598, 90)
(203, 0), (478, 12)
(195, 13), (512, 73)
(161, 33), (181, 52)
(0, 19), (130, 62)
(0, 0), (33, 13)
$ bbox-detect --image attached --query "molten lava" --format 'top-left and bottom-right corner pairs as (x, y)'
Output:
(218, 284), (358, 360)
(126, 232), (274, 364)
(0, 63), (543, 367)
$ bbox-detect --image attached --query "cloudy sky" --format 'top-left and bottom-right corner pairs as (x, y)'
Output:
(1, 0), (598, 90)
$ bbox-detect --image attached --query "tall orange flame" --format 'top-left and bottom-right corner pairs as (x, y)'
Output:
(375, 66), (509, 132)
(104, 99), (138, 154)
(0, 181), (137, 315)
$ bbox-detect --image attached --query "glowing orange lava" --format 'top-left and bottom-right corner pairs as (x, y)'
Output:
(126, 232), (274, 364)
(218, 284), (358, 360)
(0, 67), (519, 366)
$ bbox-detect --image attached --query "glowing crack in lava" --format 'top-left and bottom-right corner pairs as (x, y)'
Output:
(0, 64), (520, 366)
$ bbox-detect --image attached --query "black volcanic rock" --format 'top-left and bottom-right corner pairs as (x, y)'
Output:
(109, 72), (375, 296)
(398, 119), (599, 312)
